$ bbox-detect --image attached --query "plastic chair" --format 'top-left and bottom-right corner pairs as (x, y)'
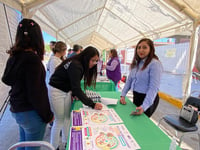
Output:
(158, 93), (200, 149)
(8, 141), (55, 150)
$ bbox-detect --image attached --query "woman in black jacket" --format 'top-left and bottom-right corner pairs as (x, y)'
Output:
(49, 46), (103, 149)
(2, 18), (54, 149)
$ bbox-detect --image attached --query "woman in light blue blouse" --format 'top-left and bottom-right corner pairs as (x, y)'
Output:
(120, 38), (163, 117)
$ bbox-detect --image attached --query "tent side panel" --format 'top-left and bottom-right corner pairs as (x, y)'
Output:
(0, 3), (20, 108)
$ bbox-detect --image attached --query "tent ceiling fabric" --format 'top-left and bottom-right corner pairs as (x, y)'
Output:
(1, 0), (200, 50)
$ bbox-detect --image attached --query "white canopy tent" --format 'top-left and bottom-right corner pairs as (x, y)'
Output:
(1, 0), (199, 49)
(0, 0), (200, 102)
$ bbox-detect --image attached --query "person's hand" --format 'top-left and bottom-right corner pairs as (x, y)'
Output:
(131, 106), (144, 115)
(94, 103), (103, 110)
(120, 96), (126, 105)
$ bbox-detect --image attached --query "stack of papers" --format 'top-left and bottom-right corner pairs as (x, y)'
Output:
(101, 97), (118, 105)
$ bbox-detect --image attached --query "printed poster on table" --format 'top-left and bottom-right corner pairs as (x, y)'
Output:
(71, 109), (123, 126)
(69, 124), (141, 150)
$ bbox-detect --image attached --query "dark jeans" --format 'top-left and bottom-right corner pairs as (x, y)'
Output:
(133, 91), (159, 117)
(12, 110), (46, 150)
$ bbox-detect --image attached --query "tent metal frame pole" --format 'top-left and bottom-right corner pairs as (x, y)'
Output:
(118, 21), (192, 47)
(165, 0), (200, 102)
(91, 37), (107, 48)
(100, 25), (124, 43)
(105, 7), (145, 37)
(3, 3), (13, 46)
(92, 35), (113, 48)
(183, 22), (199, 102)
(72, 32), (92, 46)
(90, 40), (105, 50)
(68, 24), (98, 40)
(0, 0), (21, 11)
(58, 7), (103, 32)
(93, 32), (115, 47)
(165, 0), (200, 22)
(157, 0), (183, 20)
(39, 9), (69, 43)
(94, 0), (107, 32)
(25, 0), (55, 10)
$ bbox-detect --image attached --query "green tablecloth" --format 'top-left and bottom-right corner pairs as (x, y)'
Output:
(81, 80), (115, 91)
(69, 91), (181, 150)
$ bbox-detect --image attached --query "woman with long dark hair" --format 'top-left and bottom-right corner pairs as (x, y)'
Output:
(1, 18), (54, 149)
(48, 46), (103, 149)
(120, 38), (163, 117)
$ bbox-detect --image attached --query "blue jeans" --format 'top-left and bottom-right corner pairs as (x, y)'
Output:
(12, 110), (47, 150)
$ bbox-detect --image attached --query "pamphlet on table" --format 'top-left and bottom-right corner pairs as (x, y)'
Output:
(69, 124), (141, 150)
(71, 108), (123, 126)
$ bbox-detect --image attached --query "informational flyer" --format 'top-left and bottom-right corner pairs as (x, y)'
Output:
(69, 124), (141, 150)
(71, 109), (123, 126)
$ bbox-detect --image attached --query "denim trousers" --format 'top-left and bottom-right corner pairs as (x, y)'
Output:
(12, 110), (47, 150)
(48, 86), (71, 149)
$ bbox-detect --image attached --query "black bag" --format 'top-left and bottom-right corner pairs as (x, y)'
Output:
(180, 105), (198, 125)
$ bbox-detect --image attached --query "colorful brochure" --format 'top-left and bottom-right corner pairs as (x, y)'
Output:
(69, 124), (141, 150)
(71, 108), (123, 126)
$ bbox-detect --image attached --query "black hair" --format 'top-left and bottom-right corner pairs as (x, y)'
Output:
(50, 41), (56, 45)
(110, 49), (118, 58)
(73, 44), (83, 52)
(131, 38), (159, 70)
(60, 46), (99, 89)
(7, 18), (45, 60)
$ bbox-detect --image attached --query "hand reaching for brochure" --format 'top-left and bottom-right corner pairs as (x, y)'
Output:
(94, 103), (103, 110)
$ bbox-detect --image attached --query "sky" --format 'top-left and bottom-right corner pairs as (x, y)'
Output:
(42, 31), (56, 44)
